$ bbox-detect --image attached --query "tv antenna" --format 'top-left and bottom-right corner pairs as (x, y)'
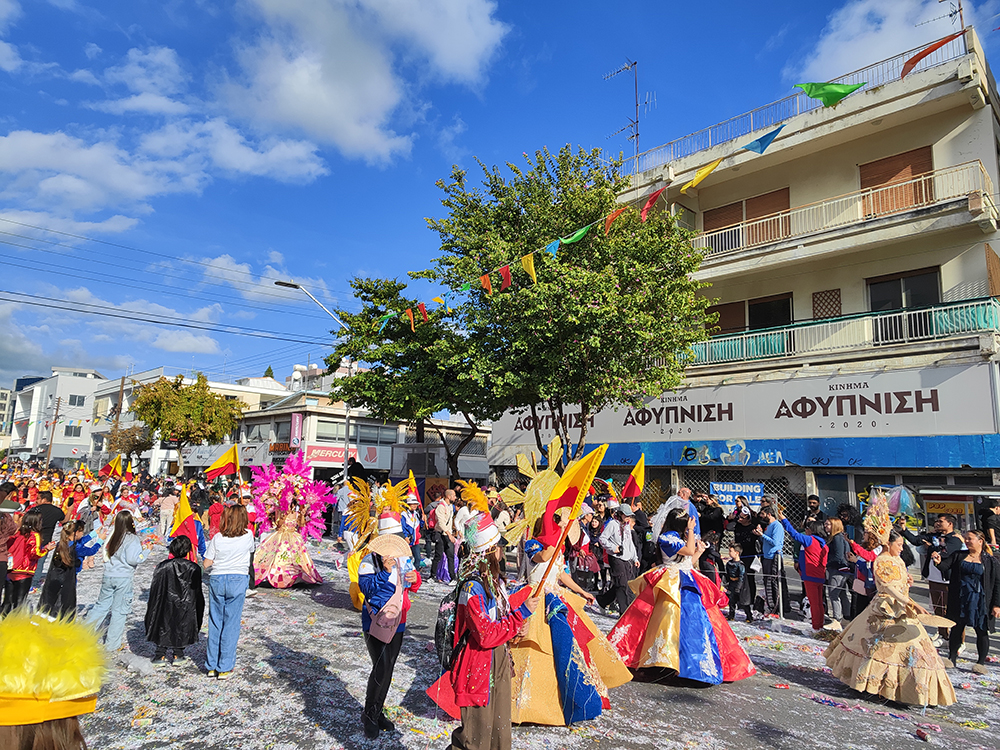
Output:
(917, 0), (964, 28)
(604, 59), (643, 175)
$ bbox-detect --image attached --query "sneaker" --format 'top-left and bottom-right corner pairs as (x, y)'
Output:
(206, 670), (217, 678)
(216, 671), (233, 680)
(971, 663), (988, 675)
(172, 655), (188, 666)
(245, 589), (257, 598)
(151, 655), (168, 667)
(957, 643), (967, 656)
(930, 635), (943, 647)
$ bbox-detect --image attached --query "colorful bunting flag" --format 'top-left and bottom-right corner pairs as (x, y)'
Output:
(480, 274), (493, 295)
(561, 225), (590, 244)
(377, 313), (393, 333)
(605, 207), (627, 234)
(741, 124), (785, 155)
(621, 454), (645, 498)
(460, 282), (472, 292)
(640, 187), (667, 222)
(901, 31), (964, 79)
(206, 445), (239, 480)
(405, 308), (415, 331)
(418, 302), (428, 323)
(681, 158), (723, 195)
(795, 82), (865, 107)
(545, 240), (560, 257)
(498, 265), (511, 290)
(521, 254), (537, 283)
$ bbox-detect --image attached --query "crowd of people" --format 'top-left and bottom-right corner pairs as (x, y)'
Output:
(1, 455), (999, 750)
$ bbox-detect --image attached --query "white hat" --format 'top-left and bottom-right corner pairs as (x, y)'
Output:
(469, 511), (502, 553)
(580, 503), (594, 516)
(377, 511), (404, 537)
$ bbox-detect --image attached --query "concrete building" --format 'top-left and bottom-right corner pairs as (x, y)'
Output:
(89, 368), (289, 476)
(10, 368), (107, 468)
(491, 27), (1000, 527)
(0, 387), (12, 436)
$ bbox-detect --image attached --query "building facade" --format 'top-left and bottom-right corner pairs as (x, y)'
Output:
(10, 368), (107, 468)
(491, 28), (1000, 527)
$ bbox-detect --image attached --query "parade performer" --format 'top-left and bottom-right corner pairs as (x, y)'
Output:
(427, 511), (540, 750)
(251, 451), (332, 588)
(607, 507), (756, 684)
(0, 610), (106, 750)
(144, 535), (204, 666)
(824, 494), (956, 706)
(357, 481), (422, 739)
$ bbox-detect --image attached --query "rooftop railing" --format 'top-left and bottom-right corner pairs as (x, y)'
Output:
(623, 32), (968, 176)
(691, 161), (994, 258)
(688, 297), (999, 366)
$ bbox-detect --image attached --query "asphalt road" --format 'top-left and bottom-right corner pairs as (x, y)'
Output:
(74, 541), (1000, 750)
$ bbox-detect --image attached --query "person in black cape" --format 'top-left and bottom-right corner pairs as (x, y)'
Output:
(145, 535), (205, 666)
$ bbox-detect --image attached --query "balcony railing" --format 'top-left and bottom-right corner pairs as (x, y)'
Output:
(688, 297), (1000, 366)
(691, 161), (995, 258)
(622, 32), (968, 176)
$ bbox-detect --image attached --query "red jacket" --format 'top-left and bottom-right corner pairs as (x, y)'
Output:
(449, 580), (531, 707)
(7, 531), (45, 579)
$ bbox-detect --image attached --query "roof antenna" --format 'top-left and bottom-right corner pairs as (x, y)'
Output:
(605, 59), (647, 197)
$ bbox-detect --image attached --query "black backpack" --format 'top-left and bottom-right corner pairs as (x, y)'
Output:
(434, 574), (480, 671)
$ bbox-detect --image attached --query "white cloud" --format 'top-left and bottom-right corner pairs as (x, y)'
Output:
(266, 250), (284, 264)
(220, 0), (508, 162)
(91, 91), (190, 115)
(0, 39), (20, 72)
(437, 115), (468, 163)
(151, 330), (220, 353)
(105, 46), (187, 96)
(0, 0), (20, 34)
(196, 252), (333, 305)
(786, 0), (970, 82)
(83, 42), (101, 59)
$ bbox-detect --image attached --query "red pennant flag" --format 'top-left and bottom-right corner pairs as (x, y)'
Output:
(605, 207), (627, 234)
(901, 31), (964, 79)
(405, 308), (415, 331)
(498, 265), (511, 290)
(641, 187), (667, 222)
(480, 274), (492, 295)
(418, 302), (428, 323)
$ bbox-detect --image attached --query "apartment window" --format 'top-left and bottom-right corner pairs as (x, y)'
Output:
(702, 188), (790, 252)
(68, 395), (85, 406)
(859, 146), (933, 217)
(64, 425), (82, 438)
(867, 267), (940, 311)
(705, 300), (746, 335)
(316, 420), (356, 443)
(274, 421), (291, 442)
(357, 424), (397, 445)
(748, 293), (792, 330)
(244, 423), (268, 442)
(671, 203), (696, 231)
(987, 244), (1000, 297)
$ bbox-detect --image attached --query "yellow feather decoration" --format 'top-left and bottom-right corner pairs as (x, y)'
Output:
(456, 480), (489, 513)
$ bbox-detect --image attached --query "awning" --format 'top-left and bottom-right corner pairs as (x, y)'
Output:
(917, 487), (1000, 497)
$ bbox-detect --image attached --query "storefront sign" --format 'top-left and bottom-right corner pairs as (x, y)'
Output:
(269, 442), (291, 454)
(492, 364), (996, 448)
(709, 481), (764, 510)
(290, 413), (303, 449)
(303, 444), (389, 470)
(924, 501), (972, 514)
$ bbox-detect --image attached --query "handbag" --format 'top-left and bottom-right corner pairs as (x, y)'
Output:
(851, 578), (868, 596)
(367, 570), (404, 643)
(750, 556), (762, 574)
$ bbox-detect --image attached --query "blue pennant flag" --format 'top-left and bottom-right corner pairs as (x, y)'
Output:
(545, 240), (560, 257)
(741, 124), (785, 155)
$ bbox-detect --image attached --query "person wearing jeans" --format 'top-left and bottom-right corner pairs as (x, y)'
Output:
(754, 508), (788, 616)
(203, 504), (255, 679)
(87, 511), (147, 650)
(824, 518), (852, 624)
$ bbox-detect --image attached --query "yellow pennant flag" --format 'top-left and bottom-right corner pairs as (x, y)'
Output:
(548, 444), (609, 520)
(521, 254), (537, 284)
(681, 157), (723, 195)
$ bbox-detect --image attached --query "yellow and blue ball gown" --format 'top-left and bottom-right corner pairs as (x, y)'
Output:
(607, 531), (755, 684)
(509, 540), (632, 726)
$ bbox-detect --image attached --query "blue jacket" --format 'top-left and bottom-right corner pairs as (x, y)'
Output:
(761, 520), (784, 559)
(72, 535), (102, 573)
(780, 518), (827, 584)
(358, 553), (420, 633)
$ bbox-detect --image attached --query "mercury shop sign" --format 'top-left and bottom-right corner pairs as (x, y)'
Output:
(490, 363), (996, 446)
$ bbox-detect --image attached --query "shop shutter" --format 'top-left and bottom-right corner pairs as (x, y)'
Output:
(860, 146), (933, 216)
(745, 188), (790, 245)
(703, 201), (743, 231)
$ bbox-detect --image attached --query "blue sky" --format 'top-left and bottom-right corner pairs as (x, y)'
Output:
(0, 0), (996, 387)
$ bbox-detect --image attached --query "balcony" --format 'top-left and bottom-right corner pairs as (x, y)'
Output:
(623, 32), (968, 176)
(688, 297), (1000, 367)
(691, 161), (996, 260)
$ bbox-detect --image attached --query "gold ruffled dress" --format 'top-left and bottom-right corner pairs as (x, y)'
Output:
(824, 553), (955, 706)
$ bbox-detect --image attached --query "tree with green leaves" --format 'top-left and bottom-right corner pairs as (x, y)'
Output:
(106, 424), (154, 463)
(263, 366), (274, 378)
(415, 146), (711, 468)
(329, 278), (506, 480)
(130, 374), (245, 474)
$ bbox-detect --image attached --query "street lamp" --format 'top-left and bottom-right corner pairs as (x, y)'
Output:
(274, 279), (353, 485)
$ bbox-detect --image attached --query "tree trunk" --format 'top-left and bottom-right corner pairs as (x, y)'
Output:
(530, 403), (548, 463)
(572, 402), (590, 461)
(174, 441), (185, 476)
(415, 418), (425, 443)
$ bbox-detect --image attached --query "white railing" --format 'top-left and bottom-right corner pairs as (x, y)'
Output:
(689, 297), (1000, 366)
(621, 32), (968, 175)
(691, 161), (994, 258)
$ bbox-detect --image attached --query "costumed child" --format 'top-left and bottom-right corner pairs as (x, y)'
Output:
(0, 610), (106, 750)
(402, 493), (423, 569)
(357, 484), (422, 740)
(427, 511), (540, 750)
(824, 494), (956, 706)
(144, 535), (205, 666)
(504, 480), (633, 726)
(251, 452), (332, 588)
(724, 543), (753, 622)
(1, 508), (53, 614)
(607, 507), (756, 684)
(38, 520), (100, 621)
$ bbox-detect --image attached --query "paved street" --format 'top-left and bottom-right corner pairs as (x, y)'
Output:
(77, 543), (1000, 750)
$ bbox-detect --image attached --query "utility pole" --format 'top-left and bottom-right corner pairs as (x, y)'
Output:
(343, 358), (353, 483)
(45, 396), (61, 468)
(113, 375), (125, 430)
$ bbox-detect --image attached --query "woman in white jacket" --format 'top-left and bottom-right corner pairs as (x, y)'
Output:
(87, 511), (148, 650)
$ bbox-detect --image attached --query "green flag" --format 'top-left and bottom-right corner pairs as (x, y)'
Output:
(561, 225), (591, 244)
(795, 82), (865, 107)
